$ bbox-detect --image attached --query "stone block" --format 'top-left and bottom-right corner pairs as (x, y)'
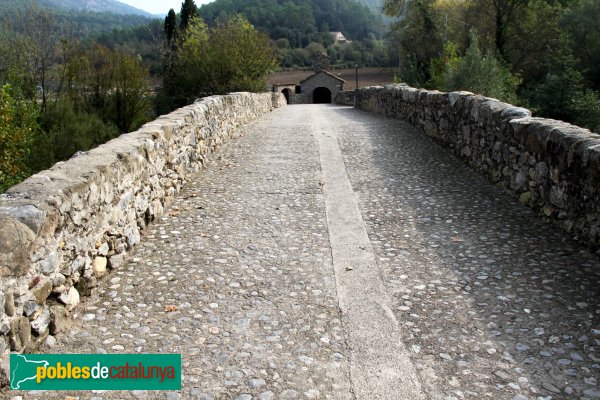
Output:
(4, 292), (14, 317)
(32, 276), (52, 305)
(0, 318), (9, 335)
(9, 316), (30, 351)
(93, 256), (108, 277)
(108, 254), (126, 270)
(501, 106), (531, 121)
(23, 300), (40, 319)
(0, 216), (35, 277)
(0, 348), (8, 387)
(59, 287), (80, 310)
(31, 308), (51, 335)
(40, 251), (60, 275)
(0, 205), (46, 234)
(49, 305), (69, 335)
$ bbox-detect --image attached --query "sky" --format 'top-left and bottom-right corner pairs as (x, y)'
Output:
(119, 0), (213, 16)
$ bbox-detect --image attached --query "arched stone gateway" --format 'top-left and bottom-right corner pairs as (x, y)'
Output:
(281, 88), (291, 104)
(271, 70), (345, 104)
(313, 87), (332, 103)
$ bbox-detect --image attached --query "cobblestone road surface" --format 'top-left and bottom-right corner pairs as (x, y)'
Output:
(12, 105), (600, 400)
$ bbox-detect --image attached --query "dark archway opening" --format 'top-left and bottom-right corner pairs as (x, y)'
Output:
(313, 87), (332, 104)
(281, 88), (291, 104)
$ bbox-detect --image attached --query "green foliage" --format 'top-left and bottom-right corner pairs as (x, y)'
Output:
(385, 0), (442, 82)
(397, 56), (427, 87)
(199, 0), (385, 46)
(437, 34), (520, 103)
(165, 9), (178, 45)
(158, 15), (276, 111)
(427, 42), (460, 90)
(522, 34), (600, 133)
(384, 0), (600, 131)
(63, 43), (152, 132)
(0, 1), (155, 35)
(561, 0), (600, 90)
(0, 6), (63, 114)
(0, 85), (38, 191)
(95, 20), (164, 76)
(24, 43), (152, 173)
(569, 90), (600, 134)
(305, 42), (327, 58)
(36, 98), (119, 167)
(0, 5), (153, 185)
(358, 0), (385, 12)
(523, 36), (582, 120)
(36, 0), (154, 18)
(158, 17), (209, 111)
(189, 0), (390, 69)
(180, 0), (199, 32)
(207, 16), (277, 94)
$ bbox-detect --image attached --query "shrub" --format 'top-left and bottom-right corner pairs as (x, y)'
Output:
(438, 34), (520, 103)
(570, 90), (600, 133)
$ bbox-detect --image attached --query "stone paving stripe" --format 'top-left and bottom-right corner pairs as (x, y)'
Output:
(313, 106), (425, 400)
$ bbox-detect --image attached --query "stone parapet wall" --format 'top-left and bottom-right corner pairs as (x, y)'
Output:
(0, 92), (286, 381)
(336, 85), (600, 253)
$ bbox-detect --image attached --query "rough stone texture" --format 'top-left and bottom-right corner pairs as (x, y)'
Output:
(28, 105), (351, 399)
(336, 85), (600, 253)
(0, 216), (36, 277)
(12, 104), (599, 400)
(31, 277), (52, 304)
(332, 105), (600, 399)
(0, 92), (286, 380)
(271, 92), (287, 108)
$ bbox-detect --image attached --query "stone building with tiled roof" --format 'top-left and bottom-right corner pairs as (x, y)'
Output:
(272, 70), (346, 104)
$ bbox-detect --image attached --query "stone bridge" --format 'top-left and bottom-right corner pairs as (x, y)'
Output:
(0, 87), (599, 399)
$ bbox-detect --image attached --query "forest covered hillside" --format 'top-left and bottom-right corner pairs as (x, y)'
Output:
(38, 0), (153, 16)
(0, 0), (155, 33)
(198, 0), (386, 46)
(356, 0), (384, 12)
(0, 0), (155, 17)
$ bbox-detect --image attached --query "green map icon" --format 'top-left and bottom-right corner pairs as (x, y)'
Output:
(10, 354), (49, 390)
(9, 353), (181, 390)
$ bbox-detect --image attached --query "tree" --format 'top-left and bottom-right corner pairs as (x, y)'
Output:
(39, 98), (119, 166)
(524, 35), (586, 122)
(561, 0), (600, 90)
(570, 90), (600, 134)
(489, 0), (531, 62)
(0, 6), (63, 115)
(111, 51), (152, 132)
(384, 0), (442, 83)
(160, 16), (210, 109)
(205, 16), (277, 94)
(0, 85), (38, 191)
(158, 15), (276, 110)
(180, 0), (199, 32)
(164, 9), (178, 46)
(437, 32), (520, 103)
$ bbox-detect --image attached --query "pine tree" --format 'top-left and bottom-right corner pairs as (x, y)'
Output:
(164, 9), (178, 45)
(180, 0), (198, 33)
